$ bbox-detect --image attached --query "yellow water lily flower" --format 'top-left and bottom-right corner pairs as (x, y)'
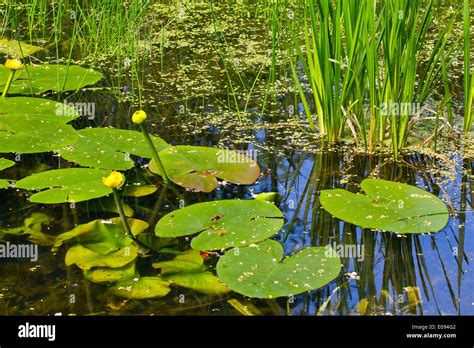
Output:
(102, 171), (125, 189)
(4, 58), (24, 70)
(132, 110), (147, 124)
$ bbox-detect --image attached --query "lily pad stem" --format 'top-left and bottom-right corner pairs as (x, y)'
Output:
(2, 70), (15, 98)
(139, 124), (169, 183)
(112, 188), (150, 250)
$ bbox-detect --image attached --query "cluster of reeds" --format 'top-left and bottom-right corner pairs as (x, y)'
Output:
(285, 0), (468, 157)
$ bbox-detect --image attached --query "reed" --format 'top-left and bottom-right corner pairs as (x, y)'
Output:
(287, 0), (455, 157)
(463, 0), (473, 132)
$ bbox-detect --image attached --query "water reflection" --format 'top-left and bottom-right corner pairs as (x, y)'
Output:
(268, 151), (473, 315)
(0, 127), (472, 316)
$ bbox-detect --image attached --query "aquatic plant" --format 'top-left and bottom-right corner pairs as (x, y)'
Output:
(15, 168), (113, 203)
(2, 58), (23, 97)
(60, 128), (169, 170)
(0, 38), (42, 56)
(132, 109), (169, 183)
(216, 239), (341, 298)
(111, 277), (171, 299)
(152, 250), (229, 295)
(0, 97), (79, 153)
(320, 179), (449, 233)
(155, 199), (284, 251)
(289, 0), (456, 157)
(0, 64), (103, 95)
(150, 145), (260, 192)
(0, 212), (54, 246)
(0, 157), (14, 188)
(463, 0), (473, 132)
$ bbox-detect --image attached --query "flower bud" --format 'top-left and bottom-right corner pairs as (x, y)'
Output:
(102, 171), (125, 189)
(5, 58), (24, 70)
(132, 110), (147, 124)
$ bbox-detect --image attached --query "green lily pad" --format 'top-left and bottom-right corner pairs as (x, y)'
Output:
(65, 244), (139, 270)
(153, 250), (229, 295)
(150, 146), (260, 192)
(0, 65), (22, 84)
(53, 217), (148, 253)
(1, 64), (103, 94)
(84, 261), (137, 284)
(0, 158), (15, 171)
(0, 158), (15, 189)
(155, 199), (284, 251)
(111, 276), (171, 299)
(0, 38), (43, 56)
(0, 97), (80, 154)
(216, 240), (342, 299)
(60, 128), (170, 170)
(123, 184), (158, 197)
(0, 213), (54, 246)
(254, 192), (281, 203)
(319, 179), (449, 233)
(15, 168), (113, 204)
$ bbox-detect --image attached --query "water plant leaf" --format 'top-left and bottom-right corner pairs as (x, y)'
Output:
(253, 192), (281, 203)
(123, 184), (158, 197)
(53, 217), (148, 253)
(65, 244), (138, 270)
(155, 199), (284, 251)
(83, 262), (137, 284)
(0, 158), (15, 189)
(0, 213), (54, 246)
(150, 146), (260, 192)
(0, 97), (79, 154)
(227, 299), (262, 316)
(1, 64), (103, 94)
(15, 168), (112, 204)
(319, 179), (449, 233)
(0, 158), (15, 171)
(60, 128), (170, 170)
(0, 38), (43, 56)
(111, 276), (171, 299)
(0, 66), (21, 84)
(152, 250), (229, 295)
(216, 240), (342, 299)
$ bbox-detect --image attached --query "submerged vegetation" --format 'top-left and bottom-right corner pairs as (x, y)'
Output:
(0, 0), (472, 316)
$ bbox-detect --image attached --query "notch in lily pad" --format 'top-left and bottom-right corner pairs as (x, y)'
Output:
(155, 199), (284, 251)
(216, 240), (342, 298)
(319, 179), (449, 233)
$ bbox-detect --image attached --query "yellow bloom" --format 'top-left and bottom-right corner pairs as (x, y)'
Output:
(102, 171), (125, 189)
(4, 58), (24, 70)
(132, 110), (147, 124)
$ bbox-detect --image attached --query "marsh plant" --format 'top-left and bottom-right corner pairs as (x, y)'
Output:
(287, 0), (468, 157)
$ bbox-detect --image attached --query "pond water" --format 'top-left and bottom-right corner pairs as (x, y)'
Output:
(1, 119), (472, 315)
(0, 0), (472, 316)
